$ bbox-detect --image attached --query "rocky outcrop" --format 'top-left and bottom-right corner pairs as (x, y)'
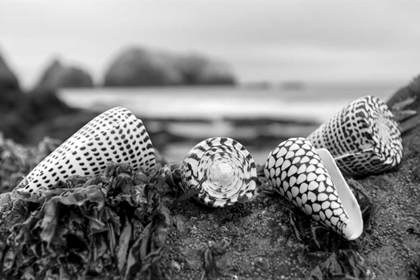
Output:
(0, 50), (25, 142)
(103, 48), (181, 87)
(0, 52), (19, 92)
(34, 59), (94, 91)
(0, 51), (22, 109)
(175, 54), (236, 85)
(103, 47), (236, 87)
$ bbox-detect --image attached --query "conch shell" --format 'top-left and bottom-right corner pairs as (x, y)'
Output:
(181, 137), (257, 207)
(264, 137), (363, 240)
(15, 106), (155, 193)
(307, 95), (402, 176)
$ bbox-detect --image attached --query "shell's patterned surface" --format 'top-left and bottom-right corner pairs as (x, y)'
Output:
(17, 106), (155, 193)
(181, 137), (257, 207)
(307, 95), (402, 176)
(264, 137), (352, 239)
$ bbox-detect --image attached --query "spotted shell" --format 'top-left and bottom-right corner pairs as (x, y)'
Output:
(264, 137), (363, 240)
(181, 137), (258, 207)
(15, 106), (155, 194)
(307, 95), (402, 176)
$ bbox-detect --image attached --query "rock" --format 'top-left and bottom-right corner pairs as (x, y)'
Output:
(0, 51), (23, 113)
(18, 89), (76, 125)
(175, 54), (236, 85)
(103, 47), (182, 87)
(387, 75), (420, 111)
(0, 51), (20, 91)
(387, 75), (420, 151)
(34, 58), (94, 91)
(0, 50), (26, 141)
(27, 109), (96, 144)
(103, 46), (236, 87)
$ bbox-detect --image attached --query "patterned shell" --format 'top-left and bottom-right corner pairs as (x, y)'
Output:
(181, 137), (258, 207)
(264, 137), (362, 240)
(307, 95), (402, 176)
(15, 106), (155, 193)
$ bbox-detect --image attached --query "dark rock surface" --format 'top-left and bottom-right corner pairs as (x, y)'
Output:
(34, 58), (94, 91)
(103, 46), (236, 87)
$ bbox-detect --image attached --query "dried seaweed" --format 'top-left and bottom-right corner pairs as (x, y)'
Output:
(0, 161), (171, 280)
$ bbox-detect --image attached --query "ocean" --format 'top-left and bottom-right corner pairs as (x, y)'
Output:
(57, 82), (403, 164)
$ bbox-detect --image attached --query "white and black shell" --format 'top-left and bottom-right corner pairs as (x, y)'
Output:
(307, 95), (402, 176)
(181, 137), (258, 207)
(264, 137), (363, 240)
(16, 106), (155, 193)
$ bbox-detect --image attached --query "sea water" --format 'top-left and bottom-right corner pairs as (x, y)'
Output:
(58, 83), (400, 122)
(57, 83), (402, 163)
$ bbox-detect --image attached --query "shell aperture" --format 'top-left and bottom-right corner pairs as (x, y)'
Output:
(181, 137), (257, 207)
(307, 95), (402, 176)
(264, 137), (363, 240)
(16, 106), (155, 193)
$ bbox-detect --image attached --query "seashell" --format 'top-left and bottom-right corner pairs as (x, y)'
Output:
(264, 137), (363, 240)
(307, 95), (402, 176)
(15, 106), (155, 193)
(181, 137), (257, 207)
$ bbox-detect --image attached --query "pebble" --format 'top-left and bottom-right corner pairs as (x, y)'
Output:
(254, 257), (270, 271)
(412, 165), (420, 180)
(171, 260), (181, 273)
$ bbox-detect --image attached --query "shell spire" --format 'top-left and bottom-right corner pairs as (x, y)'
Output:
(264, 137), (363, 240)
(15, 106), (155, 194)
(181, 137), (257, 207)
(307, 95), (402, 176)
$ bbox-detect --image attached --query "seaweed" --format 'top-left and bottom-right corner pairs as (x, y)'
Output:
(285, 178), (375, 279)
(306, 249), (367, 280)
(0, 161), (171, 280)
(0, 134), (61, 194)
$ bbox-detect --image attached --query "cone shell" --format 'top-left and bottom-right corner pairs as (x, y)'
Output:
(16, 106), (155, 193)
(181, 137), (257, 207)
(264, 137), (363, 240)
(307, 95), (402, 176)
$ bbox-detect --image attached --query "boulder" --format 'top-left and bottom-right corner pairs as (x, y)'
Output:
(17, 88), (76, 126)
(0, 51), (22, 111)
(103, 46), (236, 87)
(27, 110), (98, 144)
(387, 75), (420, 109)
(34, 58), (94, 91)
(175, 54), (236, 85)
(0, 50), (25, 141)
(103, 47), (182, 87)
(0, 52), (19, 91)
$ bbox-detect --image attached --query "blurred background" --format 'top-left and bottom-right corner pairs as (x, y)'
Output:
(0, 0), (419, 164)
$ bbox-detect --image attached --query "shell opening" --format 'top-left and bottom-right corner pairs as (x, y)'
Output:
(317, 148), (363, 240)
(199, 146), (246, 205)
(207, 160), (235, 188)
(369, 110), (401, 163)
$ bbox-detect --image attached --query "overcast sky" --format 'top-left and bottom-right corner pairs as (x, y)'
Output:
(1, 0), (419, 88)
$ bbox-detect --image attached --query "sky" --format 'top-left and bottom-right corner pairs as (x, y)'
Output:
(1, 0), (420, 89)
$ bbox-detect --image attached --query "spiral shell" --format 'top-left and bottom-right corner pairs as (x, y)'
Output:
(264, 137), (363, 240)
(181, 137), (257, 207)
(307, 95), (402, 176)
(16, 106), (155, 193)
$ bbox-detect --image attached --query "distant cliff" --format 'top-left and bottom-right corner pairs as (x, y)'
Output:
(103, 47), (236, 87)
